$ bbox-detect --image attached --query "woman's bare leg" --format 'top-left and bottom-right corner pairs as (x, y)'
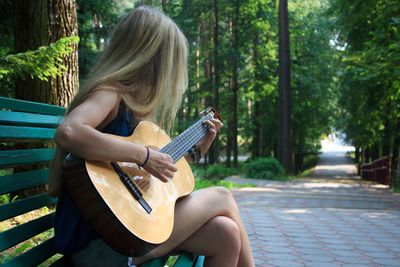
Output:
(132, 187), (254, 267)
(176, 215), (241, 266)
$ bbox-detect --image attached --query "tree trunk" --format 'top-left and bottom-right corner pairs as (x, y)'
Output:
(13, 0), (78, 107)
(277, 0), (293, 173)
(252, 100), (262, 158)
(207, 0), (220, 164)
(162, 0), (168, 14)
(232, 1), (240, 167)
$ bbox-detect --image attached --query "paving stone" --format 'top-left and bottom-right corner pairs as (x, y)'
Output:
(324, 244), (354, 250)
(292, 242), (321, 249)
(355, 245), (389, 252)
(319, 238), (348, 244)
(329, 249), (362, 257)
(300, 254), (335, 262)
(303, 262), (340, 267)
(267, 259), (304, 267)
(294, 248), (329, 255)
(266, 253), (298, 261)
(264, 246), (294, 254)
(231, 147), (400, 267)
(287, 237), (317, 243)
(371, 258), (400, 266)
(388, 246), (400, 253)
(344, 264), (376, 267)
(336, 256), (373, 264)
(363, 251), (399, 259)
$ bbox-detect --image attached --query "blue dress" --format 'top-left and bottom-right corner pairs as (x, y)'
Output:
(54, 102), (135, 255)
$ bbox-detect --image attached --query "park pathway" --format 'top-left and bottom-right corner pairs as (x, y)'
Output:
(228, 139), (400, 266)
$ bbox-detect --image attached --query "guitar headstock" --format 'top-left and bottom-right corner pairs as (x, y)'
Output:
(200, 107), (223, 122)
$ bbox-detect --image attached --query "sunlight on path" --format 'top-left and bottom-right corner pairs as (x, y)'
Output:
(312, 137), (357, 179)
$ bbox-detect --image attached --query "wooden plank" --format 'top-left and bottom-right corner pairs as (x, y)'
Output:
(0, 97), (65, 116)
(48, 255), (72, 267)
(1, 238), (56, 267)
(0, 126), (56, 141)
(194, 255), (205, 267)
(0, 149), (54, 169)
(0, 213), (55, 252)
(174, 252), (197, 267)
(0, 194), (57, 221)
(142, 256), (168, 267)
(0, 111), (63, 128)
(0, 169), (50, 195)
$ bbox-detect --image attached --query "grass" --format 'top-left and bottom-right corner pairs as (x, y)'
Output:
(195, 178), (254, 190)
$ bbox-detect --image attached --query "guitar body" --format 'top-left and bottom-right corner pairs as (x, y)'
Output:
(64, 121), (195, 257)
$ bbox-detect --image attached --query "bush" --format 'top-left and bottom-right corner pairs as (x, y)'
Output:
(203, 164), (238, 180)
(243, 157), (285, 180)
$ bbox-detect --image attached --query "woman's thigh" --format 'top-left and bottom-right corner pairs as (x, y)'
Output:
(134, 186), (239, 262)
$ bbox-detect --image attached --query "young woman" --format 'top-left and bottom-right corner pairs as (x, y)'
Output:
(49, 6), (254, 267)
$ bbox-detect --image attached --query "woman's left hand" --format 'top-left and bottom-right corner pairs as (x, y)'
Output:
(197, 118), (224, 155)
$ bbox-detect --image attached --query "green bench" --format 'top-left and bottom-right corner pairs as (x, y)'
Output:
(0, 96), (204, 267)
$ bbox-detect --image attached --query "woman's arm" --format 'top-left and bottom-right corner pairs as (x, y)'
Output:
(55, 88), (177, 182)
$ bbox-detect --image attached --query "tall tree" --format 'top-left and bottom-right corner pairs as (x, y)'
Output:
(208, 0), (220, 164)
(13, 0), (78, 107)
(277, 0), (293, 173)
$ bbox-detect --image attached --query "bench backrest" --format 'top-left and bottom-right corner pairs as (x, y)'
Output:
(0, 96), (204, 267)
(0, 96), (65, 266)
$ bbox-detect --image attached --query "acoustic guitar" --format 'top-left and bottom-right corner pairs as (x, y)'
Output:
(63, 107), (221, 257)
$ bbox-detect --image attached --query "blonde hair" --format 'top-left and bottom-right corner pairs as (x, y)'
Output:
(48, 6), (188, 196)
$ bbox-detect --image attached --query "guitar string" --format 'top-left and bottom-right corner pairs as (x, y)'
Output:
(134, 127), (207, 191)
(168, 126), (206, 161)
(166, 114), (212, 160)
(129, 113), (213, 192)
(170, 128), (207, 162)
(161, 113), (213, 156)
(161, 119), (204, 155)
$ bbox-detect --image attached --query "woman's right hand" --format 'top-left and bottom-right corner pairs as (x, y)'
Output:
(143, 148), (177, 182)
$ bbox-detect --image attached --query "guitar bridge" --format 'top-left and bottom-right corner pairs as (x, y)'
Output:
(110, 161), (152, 214)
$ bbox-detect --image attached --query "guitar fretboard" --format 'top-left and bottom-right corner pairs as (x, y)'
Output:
(160, 113), (213, 162)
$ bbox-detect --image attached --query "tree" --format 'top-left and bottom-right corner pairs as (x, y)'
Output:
(277, 0), (293, 173)
(13, 0), (79, 107)
(331, 0), (400, 176)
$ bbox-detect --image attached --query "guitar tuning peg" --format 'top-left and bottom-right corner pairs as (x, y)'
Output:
(200, 107), (213, 116)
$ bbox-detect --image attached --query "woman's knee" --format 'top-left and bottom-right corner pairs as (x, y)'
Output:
(209, 216), (241, 253)
(211, 186), (239, 213)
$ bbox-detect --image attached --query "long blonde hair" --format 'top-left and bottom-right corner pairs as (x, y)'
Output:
(48, 6), (188, 196)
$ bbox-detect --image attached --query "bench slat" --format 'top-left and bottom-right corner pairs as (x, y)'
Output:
(0, 126), (56, 141)
(0, 213), (55, 252)
(0, 97), (65, 116)
(0, 149), (54, 169)
(0, 194), (57, 221)
(1, 237), (57, 267)
(0, 110), (63, 128)
(174, 252), (196, 267)
(0, 169), (50, 195)
(142, 256), (168, 267)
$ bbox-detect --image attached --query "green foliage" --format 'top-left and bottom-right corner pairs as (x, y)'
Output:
(392, 170), (400, 192)
(0, 36), (79, 82)
(195, 178), (254, 190)
(0, 194), (10, 205)
(203, 164), (239, 180)
(243, 157), (285, 180)
(331, 0), (400, 159)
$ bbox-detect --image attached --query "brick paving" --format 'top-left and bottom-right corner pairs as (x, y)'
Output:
(229, 141), (400, 266)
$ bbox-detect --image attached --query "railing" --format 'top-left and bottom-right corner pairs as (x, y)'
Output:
(361, 156), (391, 186)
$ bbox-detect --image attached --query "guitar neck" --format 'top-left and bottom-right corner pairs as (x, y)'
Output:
(160, 113), (213, 162)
